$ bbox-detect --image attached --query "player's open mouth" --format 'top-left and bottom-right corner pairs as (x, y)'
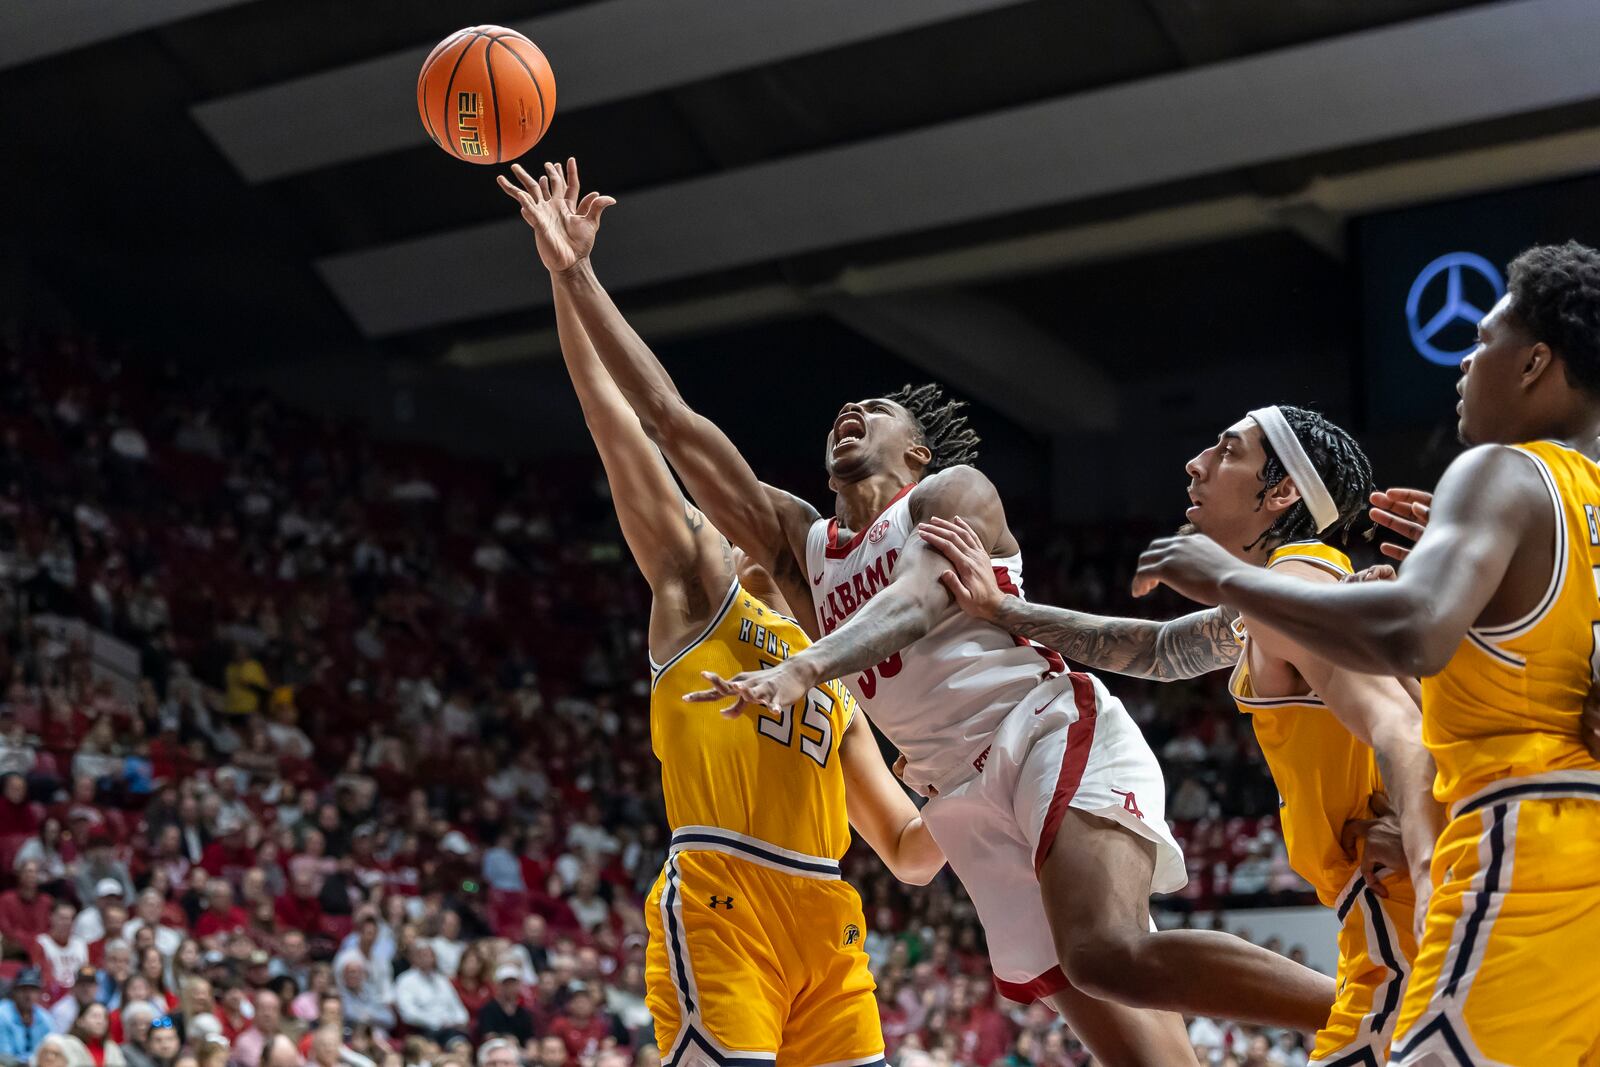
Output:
(832, 412), (866, 449)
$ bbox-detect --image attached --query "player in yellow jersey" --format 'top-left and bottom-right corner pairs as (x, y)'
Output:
(1135, 242), (1600, 1065)
(498, 160), (944, 1067)
(917, 404), (1441, 1065)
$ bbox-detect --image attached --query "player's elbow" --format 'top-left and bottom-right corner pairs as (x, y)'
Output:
(632, 391), (695, 445)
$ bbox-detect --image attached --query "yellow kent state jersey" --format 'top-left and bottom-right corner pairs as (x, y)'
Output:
(1230, 541), (1390, 907)
(649, 581), (857, 862)
(1422, 439), (1600, 807)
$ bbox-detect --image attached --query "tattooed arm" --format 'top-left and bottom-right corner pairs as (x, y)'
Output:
(917, 516), (1240, 680)
(993, 600), (1239, 680)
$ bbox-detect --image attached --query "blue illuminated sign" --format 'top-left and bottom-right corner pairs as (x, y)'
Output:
(1405, 252), (1504, 366)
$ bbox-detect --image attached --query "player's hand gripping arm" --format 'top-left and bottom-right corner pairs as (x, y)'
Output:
(500, 166), (722, 595)
(501, 159), (818, 596)
(1132, 446), (1543, 676)
(839, 714), (945, 885)
(918, 515), (1240, 680)
(686, 467), (1004, 715)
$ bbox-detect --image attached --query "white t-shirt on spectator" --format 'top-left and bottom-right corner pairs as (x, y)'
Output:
(109, 427), (149, 461)
(36, 934), (89, 988)
(392, 969), (466, 1031)
(566, 822), (618, 857)
(424, 937), (464, 978)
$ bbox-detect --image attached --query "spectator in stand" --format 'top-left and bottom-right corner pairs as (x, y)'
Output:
(601, 964), (650, 1048)
(268, 932), (312, 993)
(15, 817), (69, 887)
(94, 942), (134, 1008)
(334, 959), (392, 1033)
(135, 950), (178, 1015)
(546, 988), (611, 1062)
(423, 912), (465, 979)
(75, 881), (129, 943)
(125, 892), (183, 959)
(449, 948), (491, 1022)
(73, 835), (134, 911)
(479, 834), (522, 896)
(0, 774), (36, 834)
(332, 918), (391, 1007)
(116, 1006), (156, 1067)
(0, 968), (55, 1060)
(513, 916), (547, 981)
(392, 945), (467, 1046)
(273, 874), (324, 944)
(260, 1034), (302, 1067)
(229, 990), (284, 1067)
(223, 647), (270, 720)
(531, 1036), (567, 1067)
(287, 968), (331, 1026)
(51, 968), (103, 1033)
(36, 902), (90, 989)
(0, 860), (54, 952)
(61, 1000), (124, 1067)
(36, 1034), (74, 1067)
(473, 967), (532, 1045)
(194, 882), (248, 942)
(212, 985), (251, 1045)
(476, 1038), (518, 1067)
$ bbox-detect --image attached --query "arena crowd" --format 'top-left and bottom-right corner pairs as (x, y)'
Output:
(0, 327), (1320, 1067)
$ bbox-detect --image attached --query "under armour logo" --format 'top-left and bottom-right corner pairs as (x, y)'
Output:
(1112, 788), (1144, 819)
(708, 895), (734, 910)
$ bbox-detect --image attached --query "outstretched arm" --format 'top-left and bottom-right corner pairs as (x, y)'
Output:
(498, 160), (818, 598)
(688, 466), (1005, 714)
(1132, 445), (1544, 676)
(535, 200), (723, 596)
(839, 714), (944, 885)
(918, 515), (1239, 680)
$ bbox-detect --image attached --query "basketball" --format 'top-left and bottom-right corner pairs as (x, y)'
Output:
(417, 25), (555, 164)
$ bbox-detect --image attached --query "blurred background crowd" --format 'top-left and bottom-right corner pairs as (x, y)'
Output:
(0, 328), (1318, 1067)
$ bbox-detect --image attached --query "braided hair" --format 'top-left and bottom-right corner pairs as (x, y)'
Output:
(1507, 241), (1600, 395)
(886, 383), (981, 473)
(1246, 405), (1373, 551)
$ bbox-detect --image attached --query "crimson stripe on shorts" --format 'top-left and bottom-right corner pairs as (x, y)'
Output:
(1033, 672), (1098, 875)
(994, 965), (1070, 1005)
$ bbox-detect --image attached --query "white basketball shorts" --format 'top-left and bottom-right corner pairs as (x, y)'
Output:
(919, 670), (1186, 1002)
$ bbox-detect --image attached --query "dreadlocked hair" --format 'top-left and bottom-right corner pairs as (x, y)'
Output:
(886, 383), (981, 473)
(1245, 405), (1373, 552)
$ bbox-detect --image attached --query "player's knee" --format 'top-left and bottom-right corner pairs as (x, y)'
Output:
(1057, 931), (1152, 1003)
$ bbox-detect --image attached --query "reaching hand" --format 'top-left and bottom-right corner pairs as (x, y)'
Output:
(1343, 563), (1398, 584)
(1130, 532), (1243, 604)
(1341, 793), (1404, 897)
(1369, 488), (1432, 563)
(685, 663), (810, 719)
(496, 157), (615, 275)
(917, 516), (1005, 622)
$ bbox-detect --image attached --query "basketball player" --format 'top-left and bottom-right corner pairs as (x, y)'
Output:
(916, 404), (1443, 1066)
(511, 165), (945, 1067)
(503, 159), (1333, 1067)
(1134, 242), (1600, 1065)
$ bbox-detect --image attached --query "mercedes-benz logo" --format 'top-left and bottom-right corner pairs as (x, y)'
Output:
(1406, 252), (1504, 366)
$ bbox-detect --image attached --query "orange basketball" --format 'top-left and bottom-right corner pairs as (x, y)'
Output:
(417, 25), (556, 164)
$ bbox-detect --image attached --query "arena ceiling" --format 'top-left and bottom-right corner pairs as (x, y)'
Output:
(4, 0), (1600, 456)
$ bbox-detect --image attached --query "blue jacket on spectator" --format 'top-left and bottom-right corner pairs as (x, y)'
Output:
(0, 998), (57, 1060)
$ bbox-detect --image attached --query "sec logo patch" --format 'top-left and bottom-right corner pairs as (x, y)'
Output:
(867, 520), (890, 544)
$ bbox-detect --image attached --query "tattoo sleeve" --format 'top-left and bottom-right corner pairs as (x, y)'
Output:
(990, 600), (1241, 681)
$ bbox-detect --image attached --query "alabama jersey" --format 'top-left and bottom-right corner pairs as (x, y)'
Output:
(645, 581), (881, 1066)
(805, 483), (1064, 795)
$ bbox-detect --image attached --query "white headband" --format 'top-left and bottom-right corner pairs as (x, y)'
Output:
(1247, 406), (1340, 534)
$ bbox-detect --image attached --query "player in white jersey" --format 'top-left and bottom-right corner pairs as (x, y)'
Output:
(523, 157), (1335, 1066)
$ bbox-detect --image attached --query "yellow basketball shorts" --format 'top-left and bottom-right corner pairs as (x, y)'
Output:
(644, 827), (884, 1067)
(1310, 871), (1417, 1066)
(1390, 776), (1600, 1066)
